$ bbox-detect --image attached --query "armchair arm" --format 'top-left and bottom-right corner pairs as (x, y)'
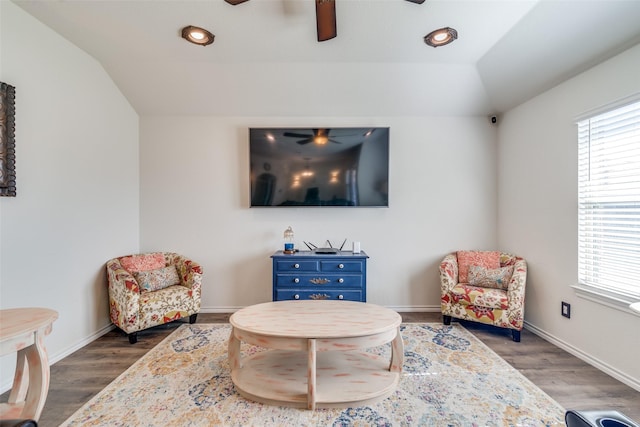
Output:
(439, 253), (459, 294)
(106, 258), (140, 332)
(165, 253), (203, 293)
(506, 258), (527, 297)
(506, 257), (527, 329)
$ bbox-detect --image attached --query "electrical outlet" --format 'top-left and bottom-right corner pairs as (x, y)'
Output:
(562, 301), (571, 318)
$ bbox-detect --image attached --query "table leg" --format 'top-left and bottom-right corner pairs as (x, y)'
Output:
(307, 339), (316, 410)
(228, 328), (241, 371)
(8, 350), (29, 404)
(21, 332), (50, 420)
(389, 326), (404, 373)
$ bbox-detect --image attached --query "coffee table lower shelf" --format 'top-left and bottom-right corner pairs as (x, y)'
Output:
(231, 349), (400, 409)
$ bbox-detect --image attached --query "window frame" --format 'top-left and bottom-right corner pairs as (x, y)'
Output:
(573, 94), (640, 313)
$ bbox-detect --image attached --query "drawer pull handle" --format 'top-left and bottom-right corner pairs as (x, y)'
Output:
(338, 278), (344, 283)
(293, 263), (300, 269)
(310, 278), (330, 285)
(310, 293), (330, 300)
(294, 294), (300, 300)
(294, 278), (300, 283)
(338, 263), (344, 269)
(338, 294), (344, 300)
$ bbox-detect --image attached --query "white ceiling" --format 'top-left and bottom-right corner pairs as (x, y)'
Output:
(14, 0), (640, 116)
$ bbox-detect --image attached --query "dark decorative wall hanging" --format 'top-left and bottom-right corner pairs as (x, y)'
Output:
(0, 82), (16, 197)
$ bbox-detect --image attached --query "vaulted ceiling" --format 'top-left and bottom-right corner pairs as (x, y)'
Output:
(14, 0), (640, 116)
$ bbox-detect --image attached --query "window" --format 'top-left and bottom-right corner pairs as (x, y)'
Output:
(576, 98), (640, 308)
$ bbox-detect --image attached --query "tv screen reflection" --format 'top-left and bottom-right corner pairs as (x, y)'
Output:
(249, 127), (389, 207)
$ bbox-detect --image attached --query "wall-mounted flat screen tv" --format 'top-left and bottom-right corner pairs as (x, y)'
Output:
(249, 127), (389, 207)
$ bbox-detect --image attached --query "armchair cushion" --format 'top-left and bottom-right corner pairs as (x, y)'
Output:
(120, 252), (165, 273)
(450, 284), (509, 310)
(134, 265), (180, 292)
(468, 265), (514, 290)
(456, 250), (500, 282)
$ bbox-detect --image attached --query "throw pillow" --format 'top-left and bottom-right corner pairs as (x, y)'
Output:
(456, 250), (500, 283)
(468, 265), (514, 290)
(134, 265), (181, 292)
(120, 253), (165, 273)
(500, 253), (517, 266)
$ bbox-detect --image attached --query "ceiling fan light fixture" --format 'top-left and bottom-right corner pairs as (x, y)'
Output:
(314, 135), (329, 145)
(181, 25), (214, 46)
(424, 27), (457, 47)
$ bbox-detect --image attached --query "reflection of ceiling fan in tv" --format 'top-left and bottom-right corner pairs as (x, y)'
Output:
(284, 129), (346, 145)
(223, 0), (425, 42)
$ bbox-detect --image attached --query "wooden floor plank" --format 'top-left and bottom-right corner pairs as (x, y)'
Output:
(2, 312), (639, 426)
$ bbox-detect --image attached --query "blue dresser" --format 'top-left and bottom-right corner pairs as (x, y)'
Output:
(271, 250), (368, 302)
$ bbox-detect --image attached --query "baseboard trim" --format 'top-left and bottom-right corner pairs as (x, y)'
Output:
(199, 305), (442, 313)
(199, 306), (242, 313)
(49, 323), (116, 366)
(388, 305), (440, 313)
(524, 321), (640, 392)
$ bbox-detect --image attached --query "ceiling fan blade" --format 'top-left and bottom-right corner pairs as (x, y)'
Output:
(316, 0), (337, 42)
(224, 0), (250, 5)
(297, 139), (314, 145)
(284, 132), (313, 138)
(404, 0), (426, 4)
(328, 139), (342, 144)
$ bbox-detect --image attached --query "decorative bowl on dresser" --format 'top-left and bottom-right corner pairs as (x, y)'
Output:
(271, 250), (368, 302)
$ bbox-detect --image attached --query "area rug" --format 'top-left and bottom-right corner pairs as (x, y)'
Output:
(61, 323), (565, 426)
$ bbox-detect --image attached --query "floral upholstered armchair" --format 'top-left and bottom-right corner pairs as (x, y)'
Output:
(106, 252), (203, 343)
(439, 251), (527, 342)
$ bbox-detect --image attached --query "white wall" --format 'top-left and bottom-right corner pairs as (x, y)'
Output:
(498, 43), (640, 389)
(0, 1), (139, 390)
(139, 116), (498, 310)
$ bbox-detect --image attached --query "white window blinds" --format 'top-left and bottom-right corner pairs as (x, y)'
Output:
(578, 99), (640, 301)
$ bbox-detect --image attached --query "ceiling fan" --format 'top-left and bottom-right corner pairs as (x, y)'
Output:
(224, 0), (425, 42)
(283, 129), (345, 145)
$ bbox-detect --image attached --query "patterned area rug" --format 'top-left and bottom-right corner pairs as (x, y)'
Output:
(62, 323), (565, 426)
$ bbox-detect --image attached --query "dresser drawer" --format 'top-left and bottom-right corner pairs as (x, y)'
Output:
(275, 260), (319, 272)
(320, 260), (363, 273)
(275, 274), (362, 287)
(275, 289), (362, 301)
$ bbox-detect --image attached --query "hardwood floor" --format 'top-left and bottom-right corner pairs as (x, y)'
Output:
(4, 312), (639, 426)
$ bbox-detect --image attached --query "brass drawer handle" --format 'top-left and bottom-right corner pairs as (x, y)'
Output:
(309, 293), (330, 300)
(310, 278), (330, 285)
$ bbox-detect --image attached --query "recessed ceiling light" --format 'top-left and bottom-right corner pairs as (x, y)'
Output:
(181, 25), (214, 46)
(424, 27), (458, 48)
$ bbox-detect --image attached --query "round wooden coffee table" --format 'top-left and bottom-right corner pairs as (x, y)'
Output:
(228, 300), (403, 410)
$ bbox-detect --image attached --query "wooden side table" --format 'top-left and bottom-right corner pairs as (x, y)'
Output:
(0, 307), (58, 421)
